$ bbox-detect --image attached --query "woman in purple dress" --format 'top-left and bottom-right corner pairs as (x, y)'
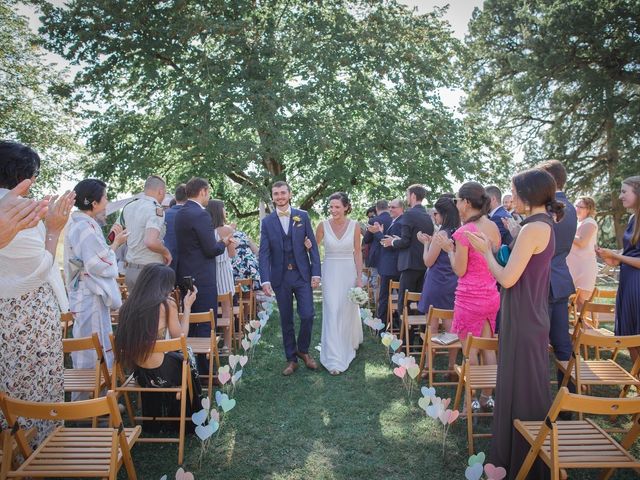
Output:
(597, 175), (640, 367)
(467, 168), (565, 479)
(417, 195), (460, 378)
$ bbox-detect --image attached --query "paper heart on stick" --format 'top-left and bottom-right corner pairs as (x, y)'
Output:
(229, 355), (240, 370)
(231, 369), (243, 385)
(391, 352), (405, 365)
(259, 317), (268, 327)
(403, 356), (416, 367)
(390, 338), (403, 351)
(251, 333), (261, 345)
(219, 365), (230, 375)
(210, 409), (220, 423)
(201, 397), (210, 410)
(393, 366), (406, 378)
(381, 336), (392, 347)
(215, 392), (228, 407)
(464, 463), (483, 480)
(370, 319), (385, 330)
(175, 468), (195, 480)
(241, 338), (251, 351)
(441, 398), (451, 409)
(250, 320), (261, 329)
(191, 408), (207, 426)
(418, 396), (431, 411)
(258, 311), (268, 321)
(407, 365), (420, 379)
(195, 422), (216, 441)
(468, 452), (486, 466)
(245, 324), (252, 332)
(484, 464), (506, 480)
(220, 397), (236, 413)
(239, 355), (248, 367)
(426, 404), (441, 419)
(421, 386), (436, 398)
(161, 476), (167, 480)
(219, 371), (231, 385)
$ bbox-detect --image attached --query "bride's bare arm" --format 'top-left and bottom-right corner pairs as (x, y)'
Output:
(353, 223), (363, 287)
(315, 222), (324, 246)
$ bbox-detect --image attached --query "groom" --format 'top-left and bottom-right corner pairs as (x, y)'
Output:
(259, 181), (322, 376)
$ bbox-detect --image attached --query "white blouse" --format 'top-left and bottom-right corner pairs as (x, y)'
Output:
(0, 188), (69, 311)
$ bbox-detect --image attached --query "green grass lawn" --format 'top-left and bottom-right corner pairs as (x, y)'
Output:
(129, 301), (639, 480)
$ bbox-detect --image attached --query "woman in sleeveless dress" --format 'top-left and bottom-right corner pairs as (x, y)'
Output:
(566, 196), (598, 310)
(315, 192), (364, 375)
(434, 182), (501, 410)
(466, 169), (565, 479)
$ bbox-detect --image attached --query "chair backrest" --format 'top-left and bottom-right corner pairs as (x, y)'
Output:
(593, 287), (617, 300)
(0, 391), (124, 459)
(426, 306), (454, 323)
(62, 332), (102, 355)
(403, 290), (422, 309)
(218, 292), (233, 304)
(60, 311), (74, 336)
(576, 330), (640, 350)
(237, 278), (252, 288)
(552, 387), (640, 417)
(464, 335), (499, 356)
(180, 308), (215, 327)
(389, 280), (400, 291)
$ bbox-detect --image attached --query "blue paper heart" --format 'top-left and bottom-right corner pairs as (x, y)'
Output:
(191, 408), (207, 426)
(216, 392), (228, 407)
(232, 370), (243, 384)
(390, 339), (402, 351)
(465, 463), (483, 480)
(195, 423), (215, 441)
(251, 333), (261, 345)
(220, 398), (236, 413)
(421, 386), (436, 398)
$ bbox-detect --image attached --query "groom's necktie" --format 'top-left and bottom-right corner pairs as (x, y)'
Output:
(278, 211), (290, 217)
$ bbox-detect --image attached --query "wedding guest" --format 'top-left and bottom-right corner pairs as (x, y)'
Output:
(381, 184), (434, 319)
(567, 196), (598, 310)
(417, 194), (460, 378)
(175, 178), (229, 374)
(502, 193), (513, 212)
(231, 229), (261, 291)
(112, 175), (171, 291)
(375, 199), (404, 328)
(467, 168), (564, 479)
(537, 159), (576, 389)
(206, 199), (237, 351)
(0, 179), (48, 248)
(362, 205), (377, 273)
(164, 183), (186, 271)
(0, 140), (75, 444)
(114, 263), (202, 433)
(597, 176), (640, 366)
(64, 179), (129, 386)
(363, 199), (392, 304)
(434, 182), (500, 411)
(486, 185), (513, 245)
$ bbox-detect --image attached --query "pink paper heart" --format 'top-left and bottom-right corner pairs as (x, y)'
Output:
(175, 467), (195, 480)
(442, 398), (451, 409)
(448, 409), (460, 424)
(484, 464), (506, 480)
(218, 371), (231, 385)
(393, 366), (406, 378)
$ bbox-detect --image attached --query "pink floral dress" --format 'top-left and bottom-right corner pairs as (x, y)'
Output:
(451, 222), (500, 339)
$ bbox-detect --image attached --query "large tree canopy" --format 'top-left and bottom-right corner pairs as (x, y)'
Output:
(464, 0), (640, 245)
(0, 0), (81, 191)
(39, 0), (502, 216)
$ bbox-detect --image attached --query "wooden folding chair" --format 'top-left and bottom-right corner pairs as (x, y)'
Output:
(60, 311), (74, 338)
(0, 428), (34, 476)
(0, 391), (139, 479)
(386, 280), (400, 336)
(514, 387), (640, 480)
(561, 331), (640, 411)
(236, 278), (256, 323)
(184, 309), (221, 399)
(453, 335), (499, 454)
(116, 275), (128, 301)
(569, 301), (617, 360)
(63, 333), (111, 425)
(111, 335), (194, 465)
(216, 291), (235, 353)
(418, 307), (460, 387)
(401, 291), (426, 357)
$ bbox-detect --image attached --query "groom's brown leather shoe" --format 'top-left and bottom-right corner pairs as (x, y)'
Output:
(296, 351), (318, 370)
(282, 361), (298, 376)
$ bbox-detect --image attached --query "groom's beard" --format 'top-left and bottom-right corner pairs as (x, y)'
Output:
(274, 200), (290, 209)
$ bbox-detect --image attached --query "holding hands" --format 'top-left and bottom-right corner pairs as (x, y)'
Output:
(380, 235), (399, 247)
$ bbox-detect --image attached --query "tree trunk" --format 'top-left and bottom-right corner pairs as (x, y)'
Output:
(604, 115), (624, 248)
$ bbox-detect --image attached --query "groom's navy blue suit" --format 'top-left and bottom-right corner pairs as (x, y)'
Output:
(259, 208), (321, 363)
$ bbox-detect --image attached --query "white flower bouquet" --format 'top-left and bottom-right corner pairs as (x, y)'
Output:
(348, 287), (369, 305)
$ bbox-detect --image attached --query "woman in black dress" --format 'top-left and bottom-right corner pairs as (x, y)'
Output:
(466, 169), (564, 479)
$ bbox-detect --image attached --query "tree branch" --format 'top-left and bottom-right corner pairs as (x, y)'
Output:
(299, 179), (329, 210)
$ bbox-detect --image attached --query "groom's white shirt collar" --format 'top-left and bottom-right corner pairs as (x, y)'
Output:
(276, 205), (292, 234)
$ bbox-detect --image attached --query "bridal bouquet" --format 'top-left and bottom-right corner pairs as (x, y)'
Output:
(348, 287), (369, 305)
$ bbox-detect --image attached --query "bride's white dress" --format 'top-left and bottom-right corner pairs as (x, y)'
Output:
(320, 219), (363, 373)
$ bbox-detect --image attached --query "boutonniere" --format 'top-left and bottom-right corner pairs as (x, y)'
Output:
(292, 215), (302, 226)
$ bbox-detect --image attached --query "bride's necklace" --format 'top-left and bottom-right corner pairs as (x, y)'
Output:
(329, 217), (349, 239)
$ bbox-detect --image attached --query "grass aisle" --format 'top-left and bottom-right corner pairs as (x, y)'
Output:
(133, 301), (639, 480)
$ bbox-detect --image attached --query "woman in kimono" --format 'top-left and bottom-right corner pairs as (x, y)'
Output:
(64, 179), (128, 380)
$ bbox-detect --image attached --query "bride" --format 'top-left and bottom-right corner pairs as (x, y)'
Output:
(315, 192), (364, 375)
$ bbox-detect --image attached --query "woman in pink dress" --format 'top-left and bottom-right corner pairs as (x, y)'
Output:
(434, 181), (501, 410)
(566, 196), (598, 311)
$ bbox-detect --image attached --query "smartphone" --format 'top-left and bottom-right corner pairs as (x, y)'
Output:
(107, 229), (116, 243)
(183, 276), (194, 291)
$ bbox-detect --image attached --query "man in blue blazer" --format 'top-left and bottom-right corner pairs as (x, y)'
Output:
(538, 160), (577, 392)
(374, 198), (404, 329)
(175, 177), (230, 371)
(486, 185), (513, 246)
(259, 181), (321, 376)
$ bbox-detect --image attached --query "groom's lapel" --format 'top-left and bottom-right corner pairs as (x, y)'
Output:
(269, 212), (284, 248)
(290, 208), (300, 242)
